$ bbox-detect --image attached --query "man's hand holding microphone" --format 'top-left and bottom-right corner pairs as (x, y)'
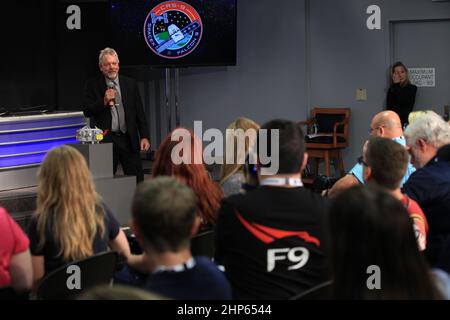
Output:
(104, 82), (118, 107)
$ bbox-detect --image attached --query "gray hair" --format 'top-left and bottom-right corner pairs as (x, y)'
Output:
(404, 112), (450, 149)
(98, 47), (119, 66)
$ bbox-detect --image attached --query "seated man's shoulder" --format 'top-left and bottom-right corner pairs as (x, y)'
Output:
(223, 187), (276, 206)
(195, 256), (225, 274)
(402, 163), (449, 197)
(193, 257), (232, 286)
(403, 168), (424, 188)
(429, 162), (450, 186)
(223, 186), (278, 204)
(433, 160), (450, 173)
(410, 161), (449, 182)
(224, 186), (327, 216)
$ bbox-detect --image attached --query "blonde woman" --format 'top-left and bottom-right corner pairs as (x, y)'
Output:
(28, 145), (132, 284)
(219, 117), (259, 196)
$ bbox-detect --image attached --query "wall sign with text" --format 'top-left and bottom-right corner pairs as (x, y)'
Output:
(409, 68), (436, 87)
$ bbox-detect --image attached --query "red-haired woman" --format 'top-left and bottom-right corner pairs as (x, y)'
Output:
(152, 128), (223, 229)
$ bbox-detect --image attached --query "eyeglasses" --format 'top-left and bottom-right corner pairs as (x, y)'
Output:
(368, 126), (383, 134)
(357, 156), (369, 167)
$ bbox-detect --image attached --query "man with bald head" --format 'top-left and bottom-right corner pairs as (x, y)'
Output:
(326, 111), (415, 198)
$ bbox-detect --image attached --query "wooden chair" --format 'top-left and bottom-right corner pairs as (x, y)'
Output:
(299, 107), (351, 183)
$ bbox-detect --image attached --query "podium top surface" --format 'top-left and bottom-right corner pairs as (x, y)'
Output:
(0, 111), (85, 123)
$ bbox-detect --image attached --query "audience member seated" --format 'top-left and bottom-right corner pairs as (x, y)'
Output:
(152, 128), (224, 230)
(122, 177), (232, 300)
(27, 145), (132, 285)
(329, 185), (445, 299)
(215, 120), (329, 299)
(219, 117), (260, 196)
(402, 113), (450, 266)
(0, 207), (33, 293)
(327, 111), (415, 198)
(363, 137), (428, 251)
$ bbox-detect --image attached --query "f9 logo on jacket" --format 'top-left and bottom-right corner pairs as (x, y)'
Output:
(267, 247), (309, 272)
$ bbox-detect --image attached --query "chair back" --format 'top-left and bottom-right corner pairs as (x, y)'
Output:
(191, 230), (215, 259)
(36, 251), (118, 300)
(306, 107), (351, 148)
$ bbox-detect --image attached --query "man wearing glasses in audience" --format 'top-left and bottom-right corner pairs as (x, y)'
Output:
(325, 110), (415, 198)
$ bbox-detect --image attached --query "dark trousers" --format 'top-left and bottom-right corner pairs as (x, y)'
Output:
(103, 132), (144, 184)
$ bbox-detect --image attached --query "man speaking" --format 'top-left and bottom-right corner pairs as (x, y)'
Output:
(83, 48), (150, 183)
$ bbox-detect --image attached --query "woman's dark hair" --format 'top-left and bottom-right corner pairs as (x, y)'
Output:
(328, 185), (442, 299)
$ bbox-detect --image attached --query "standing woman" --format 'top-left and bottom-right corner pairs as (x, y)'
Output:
(386, 61), (417, 127)
(28, 145), (132, 285)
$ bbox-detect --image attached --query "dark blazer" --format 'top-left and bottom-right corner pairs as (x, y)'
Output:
(83, 75), (150, 152)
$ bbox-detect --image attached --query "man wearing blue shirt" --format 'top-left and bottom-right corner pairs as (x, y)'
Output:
(327, 111), (415, 198)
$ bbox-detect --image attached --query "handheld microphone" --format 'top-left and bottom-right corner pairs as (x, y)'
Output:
(107, 82), (119, 107)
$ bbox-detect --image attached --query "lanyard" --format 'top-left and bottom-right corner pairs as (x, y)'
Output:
(260, 177), (303, 187)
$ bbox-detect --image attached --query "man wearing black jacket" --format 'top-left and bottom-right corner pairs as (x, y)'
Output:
(215, 120), (329, 299)
(402, 113), (450, 266)
(83, 48), (150, 183)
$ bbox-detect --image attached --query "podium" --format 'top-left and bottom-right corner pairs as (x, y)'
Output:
(71, 143), (135, 226)
(0, 111), (86, 191)
(0, 112), (134, 228)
